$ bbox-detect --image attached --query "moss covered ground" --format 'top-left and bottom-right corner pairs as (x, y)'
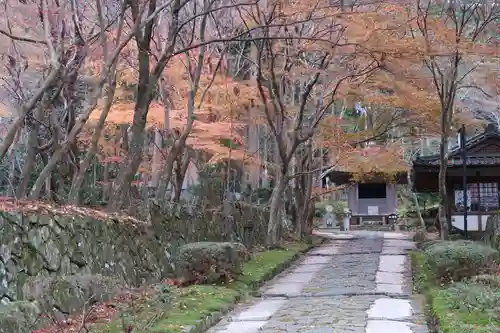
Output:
(93, 239), (321, 333)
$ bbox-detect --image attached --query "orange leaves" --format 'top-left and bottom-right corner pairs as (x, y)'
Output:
(335, 145), (408, 182)
(316, 115), (347, 148)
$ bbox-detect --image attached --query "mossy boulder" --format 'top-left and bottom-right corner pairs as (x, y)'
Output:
(175, 242), (249, 285)
(22, 274), (121, 314)
(412, 228), (428, 244)
(0, 301), (44, 333)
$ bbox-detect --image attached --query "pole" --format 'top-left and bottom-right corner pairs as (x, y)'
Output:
(461, 124), (468, 239)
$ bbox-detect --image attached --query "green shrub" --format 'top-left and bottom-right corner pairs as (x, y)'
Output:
(470, 274), (500, 289)
(424, 241), (498, 282)
(433, 280), (500, 332)
(175, 242), (249, 285)
(417, 239), (442, 250)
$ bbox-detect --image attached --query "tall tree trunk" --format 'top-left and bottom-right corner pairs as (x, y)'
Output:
(407, 172), (426, 229)
(68, 80), (117, 204)
(155, 105), (194, 204)
(298, 173), (313, 240)
(267, 173), (288, 247)
(151, 129), (163, 186)
(0, 68), (61, 163)
(17, 118), (41, 198)
(438, 107), (452, 240)
(6, 131), (21, 197)
(172, 151), (190, 202)
(108, 94), (153, 210)
(155, 139), (183, 202)
(27, 84), (110, 199)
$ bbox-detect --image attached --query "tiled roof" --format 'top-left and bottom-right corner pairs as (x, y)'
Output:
(422, 156), (500, 166)
(414, 125), (500, 167)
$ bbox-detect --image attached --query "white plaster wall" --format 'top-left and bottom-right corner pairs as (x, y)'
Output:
(451, 214), (487, 231)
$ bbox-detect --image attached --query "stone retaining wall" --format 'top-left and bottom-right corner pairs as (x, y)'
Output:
(0, 211), (174, 303)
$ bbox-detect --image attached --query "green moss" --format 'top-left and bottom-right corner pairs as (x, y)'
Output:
(97, 286), (239, 333)
(432, 282), (500, 333)
(410, 251), (435, 293)
(150, 286), (240, 333)
(237, 243), (308, 287)
(92, 240), (316, 333)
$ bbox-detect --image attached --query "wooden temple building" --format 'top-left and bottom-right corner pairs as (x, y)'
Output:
(412, 124), (500, 232)
(321, 146), (408, 226)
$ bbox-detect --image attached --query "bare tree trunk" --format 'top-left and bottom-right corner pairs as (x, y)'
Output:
(438, 147), (449, 239)
(407, 172), (426, 229)
(438, 109), (451, 240)
(68, 80), (117, 204)
(108, 97), (151, 210)
(45, 175), (52, 201)
(0, 68), (61, 162)
(6, 133), (20, 197)
(27, 84), (111, 199)
(103, 162), (109, 202)
(298, 175), (313, 239)
(267, 173), (288, 247)
(17, 107), (44, 198)
(172, 151), (190, 202)
(155, 139), (183, 201)
(152, 129), (163, 186)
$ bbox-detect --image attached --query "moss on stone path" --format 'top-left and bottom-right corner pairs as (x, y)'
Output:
(93, 240), (320, 333)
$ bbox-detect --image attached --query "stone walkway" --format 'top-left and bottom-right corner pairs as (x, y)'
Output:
(207, 231), (428, 333)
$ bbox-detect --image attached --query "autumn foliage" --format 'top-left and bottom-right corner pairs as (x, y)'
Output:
(0, 0), (496, 229)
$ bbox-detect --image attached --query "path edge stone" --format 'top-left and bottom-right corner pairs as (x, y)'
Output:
(184, 237), (328, 333)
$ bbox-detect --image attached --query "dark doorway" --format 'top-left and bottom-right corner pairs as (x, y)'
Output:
(358, 183), (387, 199)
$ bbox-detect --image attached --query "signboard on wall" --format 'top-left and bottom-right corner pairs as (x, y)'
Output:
(367, 206), (379, 216)
(454, 190), (471, 210)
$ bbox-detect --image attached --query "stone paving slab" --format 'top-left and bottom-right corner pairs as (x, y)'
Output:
(309, 246), (342, 256)
(233, 299), (288, 321)
(376, 283), (404, 295)
(367, 298), (412, 320)
(381, 247), (411, 255)
(378, 255), (406, 273)
(257, 295), (378, 333)
(314, 232), (355, 240)
(301, 256), (332, 265)
(376, 271), (404, 285)
(383, 239), (416, 249)
(210, 320), (267, 333)
(366, 320), (428, 333)
(382, 232), (413, 240)
(274, 272), (316, 284)
(292, 263), (327, 273)
(263, 282), (304, 297)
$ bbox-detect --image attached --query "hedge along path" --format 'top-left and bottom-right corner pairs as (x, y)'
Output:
(88, 239), (324, 333)
(410, 240), (500, 333)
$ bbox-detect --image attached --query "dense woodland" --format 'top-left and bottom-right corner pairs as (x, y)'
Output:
(0, 0), (498, 244)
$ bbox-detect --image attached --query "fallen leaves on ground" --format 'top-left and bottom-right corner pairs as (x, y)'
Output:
(31, 290), (140, 333)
